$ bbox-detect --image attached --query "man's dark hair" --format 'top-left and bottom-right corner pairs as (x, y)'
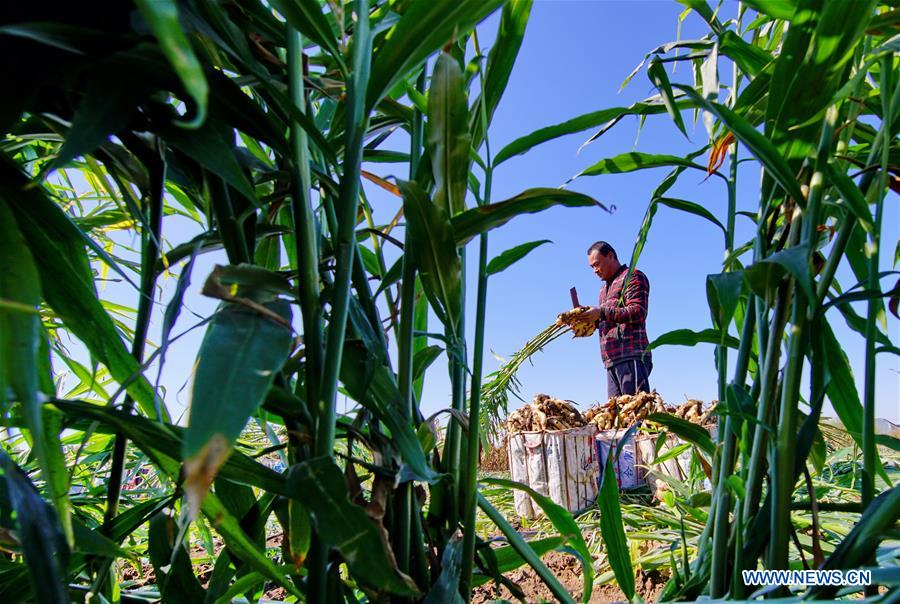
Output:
(587, 241), (617, 259)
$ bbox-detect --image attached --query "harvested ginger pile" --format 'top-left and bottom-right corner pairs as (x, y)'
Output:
(585, 393), (716, 431)
(506, 391), (717, 433)
(506, 393), (586, 432)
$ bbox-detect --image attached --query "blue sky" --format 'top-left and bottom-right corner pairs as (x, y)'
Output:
(80, 1), (898, 425)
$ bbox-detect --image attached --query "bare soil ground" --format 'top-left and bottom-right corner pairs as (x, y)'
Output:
(471, 551), (668, 603)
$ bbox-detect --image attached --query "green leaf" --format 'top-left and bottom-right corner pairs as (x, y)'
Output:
(573, 151), (706, 180)
(156, 240), (201, 389)
(366, 0), (505, 111)
(598, 454), (635, 601)
(412, 345), (443, 383)
(819, 321), (886, 481)
(287, 499), (311, 569)
(677, 0), (721, 30)
(53, 400), (289, 497)
(452, 188), (602, 245)
(201, 493), (302, 599)
(486, 239), (552, 276)
(620, 162), (700, 292)
(184, 300), (293, 512)
(744, 245), (815, 302)
(38, 407), (71, 545)
(212, 572), (266, 604)
(646, 413), (715, 456)
(706, 270), (744, 331)
(358, 245), (382, 278)
(494, 97), (694, 165)
(876, 435), (900, 452)
(148, 509), (205, 604)
(162, 119), (258, 202)
(806, 487), (900, 599)
(673, 85), (807, 205)
(470, 0), (534, 150)
(0, 451), (68, 604)
(648, 328), (740, 351)
(482, 477), (593, 602)
(103, 495), (173, 544)
(363, 149), (409, 163)
(0, 558), (33, 603)
(428, 52), (471, 217)
(423, 535), (464, 604)
(726, 474), (747, 500)
(657, 197), (726, 233)
(718, 30), (773, 77)
(867, 8), (900, 34)
(650, 442), (692, 466)
(269, 0), (343, 65)
(0, 157), (162, 420)
(71, 520), (132, 559)
(398, 180), (461, 332)
(41, 76), (141, 176)
(375, 256), (403, 298)
(648, 59), (688, 137)
(765, 0), (875, 166)
(0, 196), (43, 456)
(287, 457), (420, 596)
(743, 0), (798, 20)
(67, 399), (296, 599)
(340, 339), (438, 482)
(472, 536), (566, 586)
(135, 0), (208, 128)
(207, 69), (291, 157)
(214, 479), (257, 522)
(825, 163), (876, 235)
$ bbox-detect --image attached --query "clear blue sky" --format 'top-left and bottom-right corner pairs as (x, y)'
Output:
(81, 1), (898, 425)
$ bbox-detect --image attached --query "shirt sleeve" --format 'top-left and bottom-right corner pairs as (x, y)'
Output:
(602, 271), (649, 323)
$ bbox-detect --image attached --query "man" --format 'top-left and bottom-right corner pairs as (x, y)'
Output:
(582, 241), (652, 398)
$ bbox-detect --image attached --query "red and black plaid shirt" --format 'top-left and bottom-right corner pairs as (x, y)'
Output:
(598, 265), (650, 368)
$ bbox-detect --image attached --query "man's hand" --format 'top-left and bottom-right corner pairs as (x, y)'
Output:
(556, 306), (600, 337)
(580, 306), (603, 323)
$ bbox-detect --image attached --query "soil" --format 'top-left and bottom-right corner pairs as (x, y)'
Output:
(471, 551), (668, 604)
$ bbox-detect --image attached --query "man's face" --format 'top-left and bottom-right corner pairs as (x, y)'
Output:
(588, 250), (614, 280)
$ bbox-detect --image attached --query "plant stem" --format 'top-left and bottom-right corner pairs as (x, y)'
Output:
(460, 41), (495, 598)
(710, 119), (741, 598)
(769, 103), (834, 573)
(768, 282), (805, 572)
(444, 260), (467, 528)
(287, 28), (323, 415)
(862, 57), (894, 508)
(310, 3), (370, 600)
(710, 297), (755, 597)
(742, 281), (791, 524)
(287, 27), (329, 603)
(103, 142), (164, 529)
(394, 67), (426, 588)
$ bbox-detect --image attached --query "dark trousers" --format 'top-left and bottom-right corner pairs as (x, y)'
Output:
(607, 357), (653, 398)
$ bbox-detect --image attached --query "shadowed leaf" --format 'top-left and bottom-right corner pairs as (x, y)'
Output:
(287, 457), (420, 596)
(184, 300), (293, 515)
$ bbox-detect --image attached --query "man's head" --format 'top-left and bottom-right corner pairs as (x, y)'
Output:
(587, 241), (621, 280)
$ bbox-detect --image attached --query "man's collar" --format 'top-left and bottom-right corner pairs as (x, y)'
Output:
(605, 264), (628, 282)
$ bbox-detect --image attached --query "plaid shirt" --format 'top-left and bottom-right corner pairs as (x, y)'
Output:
(598, 265), (650, 368)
